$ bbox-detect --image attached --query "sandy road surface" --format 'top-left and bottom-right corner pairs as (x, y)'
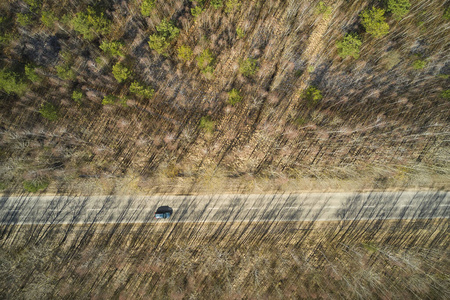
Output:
(0, 191), (448, 225)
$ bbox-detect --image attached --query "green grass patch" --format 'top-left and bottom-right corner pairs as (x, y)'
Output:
(199, 116), (215, 133)
(23, 180), (49, 193)
(362, 242), (378, 253)
(236, 27), (245, 39)
(441, 89), (450, 100)
(102, 95), (128, 106)
(228, 88), (242, 105)
(412, 58), (426, 70)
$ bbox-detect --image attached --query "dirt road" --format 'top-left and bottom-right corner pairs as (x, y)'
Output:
(0, 191), (448, 225)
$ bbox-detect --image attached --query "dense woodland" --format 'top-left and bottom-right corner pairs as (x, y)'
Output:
(0, 1), (449, 297)
(0, 0), (449, 194)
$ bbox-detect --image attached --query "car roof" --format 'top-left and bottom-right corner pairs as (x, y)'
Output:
(156, 206), (172, 213)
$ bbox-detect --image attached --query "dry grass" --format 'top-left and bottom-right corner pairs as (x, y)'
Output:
(0, 218), (448, 299)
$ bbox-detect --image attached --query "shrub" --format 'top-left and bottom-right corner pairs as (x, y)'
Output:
(71, 7), (110, 41)
(148, 34), (169, 54)
(41, 11), (57, 28)
(239, 58), (259, 77)
(16, 13), (31, 27)
(295, 69), (304, 77)
(441, 90), (450, 100)
(130, 81), (154, 98)
(24, 0), (39, 9)
(199, 116), (215, 133)
(302, 86), (323, 107)
(39, 103), (58, 121)
(295, 116), (307, 126)
(0, 33), (14, 46)
(25, 64), (42, 83)
(360, 7), (389, 38)
(202, 65), (215, 75)
(23, 180), (49, 193)
(102, 95), (118, 105)
(191, 6), (204, 18)
(156, 18), (180, 40)
(196, 49), (215, 73)
(0, 69), (28, 96)
(177, 45), (194, 61)
(100, 40), (125, 57)
(118, 96), (128, 107)
(236, 27), (245, 39)
(141, 0), (156, 17)
(416, 20), (426, 32)
(72, 90), (83, 104)
(103, 94), (128, 106)
(336, 33), (362, 59)
(412, 59), (426, 70)
(211, 0), (223, 9)
(112, 63), (131, 83)
(56, 65), (76, 80)
(225, 0), (241, 14)
(444, 7), (450, 20)
(228, 88), (242, 105)
(149, 19), (180, 55)
(60, 51), (74, 64)
(315, 2), (332, 17)
(387, 0), (411, 19)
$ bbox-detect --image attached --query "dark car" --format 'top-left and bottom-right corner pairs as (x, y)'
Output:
(155, 206), (173, 219)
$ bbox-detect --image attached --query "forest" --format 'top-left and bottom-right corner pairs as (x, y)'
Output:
(0, 0), (449, 298)
(0, 0), (448, 194)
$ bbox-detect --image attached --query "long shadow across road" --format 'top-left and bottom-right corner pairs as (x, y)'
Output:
(0, 191), (448, 226)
